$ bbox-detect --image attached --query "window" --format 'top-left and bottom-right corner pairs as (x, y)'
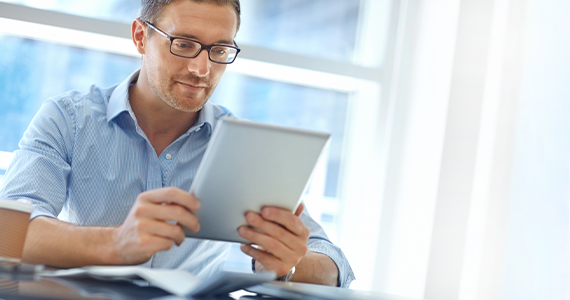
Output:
(0, 0), (388, 290)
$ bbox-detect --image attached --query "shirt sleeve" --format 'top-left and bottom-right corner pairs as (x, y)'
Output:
(0, 97), (75, 220)
(300, 202), (356, 288)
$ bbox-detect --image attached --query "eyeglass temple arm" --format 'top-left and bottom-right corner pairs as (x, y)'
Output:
(144, 21), (172, 41)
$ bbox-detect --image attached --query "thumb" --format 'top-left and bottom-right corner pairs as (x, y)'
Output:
(294, 202), (304, 217)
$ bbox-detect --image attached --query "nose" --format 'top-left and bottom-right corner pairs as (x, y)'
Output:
(187, 49), (210, 77)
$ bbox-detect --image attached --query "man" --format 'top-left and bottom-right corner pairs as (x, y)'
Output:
(0, 0), (355, 288)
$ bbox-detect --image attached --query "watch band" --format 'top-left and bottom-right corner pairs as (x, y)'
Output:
(252, 259), (295, 282)
(277, 266), (295, 282)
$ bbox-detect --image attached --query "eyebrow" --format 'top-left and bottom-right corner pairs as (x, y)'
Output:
(171, 32), (234, 46)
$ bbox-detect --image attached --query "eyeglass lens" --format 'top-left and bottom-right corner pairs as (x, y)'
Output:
(171, 39), (238, 63)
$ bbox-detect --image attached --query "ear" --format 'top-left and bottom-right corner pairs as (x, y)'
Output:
(132, 18), (147, 55)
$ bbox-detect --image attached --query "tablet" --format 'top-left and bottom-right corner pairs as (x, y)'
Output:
(183, 117), (330, 243)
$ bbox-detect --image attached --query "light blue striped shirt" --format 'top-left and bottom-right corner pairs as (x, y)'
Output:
(0, 70), (355, 287)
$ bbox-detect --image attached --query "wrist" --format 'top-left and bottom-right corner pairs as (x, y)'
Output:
(252, 259), (295, 282)
(98, 227), (121, 265)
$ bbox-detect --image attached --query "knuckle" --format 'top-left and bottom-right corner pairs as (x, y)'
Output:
(164, 188), (177, 200)
(302, 227), (310, 239)
(299, 244), (308, 256)
(136, 219), (149, 232)
(159, 239), (174, 251)
(250, 215), (262, 227)
(173, 206), (187, 218)
(266, 239), (278, 250)
(293, 217), (304, 229)
(133, 205), (147, 218)
(136, 191), (149, 202)
(275, 227), (287, 241)
(139, 235), (152, 248)
(190, 197), (201, 210)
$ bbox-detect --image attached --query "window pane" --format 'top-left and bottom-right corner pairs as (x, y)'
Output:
(0, 35), (140, 153)
(0, 0), (139, 23)
(239, 0), (361, 63)
(1, 0), (363, 64)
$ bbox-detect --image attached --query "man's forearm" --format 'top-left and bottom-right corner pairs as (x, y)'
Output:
(22, 217), (118, 267)
(292, 251), (339, 287)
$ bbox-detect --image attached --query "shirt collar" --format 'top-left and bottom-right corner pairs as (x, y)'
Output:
(106, 69), (216, 135)
(107, 69), (139, 123)
(193, 101), (216, 136)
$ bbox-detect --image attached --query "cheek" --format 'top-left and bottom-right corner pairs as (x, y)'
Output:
(210, 65), (227, 84)
(146, 48), (176, 74)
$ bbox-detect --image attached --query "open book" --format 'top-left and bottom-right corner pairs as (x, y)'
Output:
(41, 266), (275, 298)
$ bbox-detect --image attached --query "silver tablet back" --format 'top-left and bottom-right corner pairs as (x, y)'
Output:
(184, 117), (330, 243)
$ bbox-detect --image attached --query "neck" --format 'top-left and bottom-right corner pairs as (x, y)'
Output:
(129, 73), (199, 156)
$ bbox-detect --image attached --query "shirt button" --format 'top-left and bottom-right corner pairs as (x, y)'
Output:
(165, 153), (172, 160)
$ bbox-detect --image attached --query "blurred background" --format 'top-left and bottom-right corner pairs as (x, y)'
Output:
(0, 0), (568, 299)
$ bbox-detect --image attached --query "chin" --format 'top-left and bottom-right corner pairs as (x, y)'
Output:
(175, 100), (209, 113)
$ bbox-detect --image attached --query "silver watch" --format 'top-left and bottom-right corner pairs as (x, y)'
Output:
(252, 259), (295, 282)
(277, 266), (295, 282)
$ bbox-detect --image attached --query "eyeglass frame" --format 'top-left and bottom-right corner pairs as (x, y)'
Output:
(143, 21), (241, 64)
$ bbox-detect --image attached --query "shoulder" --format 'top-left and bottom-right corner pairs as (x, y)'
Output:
(49, 84), (112, 104)
(47, 84), (116, 114)
(41, 84), (120, 131)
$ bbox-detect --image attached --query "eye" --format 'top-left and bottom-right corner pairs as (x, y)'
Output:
(173, 40), (199, 51)
(213, 48), (227, 55)
(175, 42), (191, 48)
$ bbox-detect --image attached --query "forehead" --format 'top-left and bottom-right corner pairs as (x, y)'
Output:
(156, 1), (238, 43)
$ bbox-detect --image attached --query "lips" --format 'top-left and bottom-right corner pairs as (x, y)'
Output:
(178, 81), (206, 89)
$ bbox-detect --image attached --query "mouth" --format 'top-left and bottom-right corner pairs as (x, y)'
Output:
(176, 81), (208, 94)
(177, 81), (206, 89)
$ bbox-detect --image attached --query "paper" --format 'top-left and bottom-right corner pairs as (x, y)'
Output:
(41, 266), (275, 297)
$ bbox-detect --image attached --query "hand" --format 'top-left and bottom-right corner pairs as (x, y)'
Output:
(239, 203), (309, 277)
(111, 187), (200, 265)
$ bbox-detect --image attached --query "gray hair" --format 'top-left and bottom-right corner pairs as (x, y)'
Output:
(139, 0), (241, 31)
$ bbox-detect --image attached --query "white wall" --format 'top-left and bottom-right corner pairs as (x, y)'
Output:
(371, 0), (570, 299)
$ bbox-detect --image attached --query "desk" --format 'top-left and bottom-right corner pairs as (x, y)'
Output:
(0, 272), (258, 300)
(0, 272), (423, 300)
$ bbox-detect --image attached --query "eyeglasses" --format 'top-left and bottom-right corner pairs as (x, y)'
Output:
(144, 21), (240, 64)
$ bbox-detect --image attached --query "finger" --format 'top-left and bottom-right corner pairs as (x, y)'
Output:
(238, 226), (297, 265)
(244, 212), (306, 252)
(294, 202), (304, 217)
(140, 234), (176, 258)
(134, 202), (200, 233)
(260, 207), (309, 238)
(240, 244), (292, 277)
(138, 187), (200, 211)
(139, 218), (186, 246)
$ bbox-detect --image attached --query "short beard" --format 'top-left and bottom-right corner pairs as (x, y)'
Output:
(146, 68), (211, 114)
(155, 85), (210, 113)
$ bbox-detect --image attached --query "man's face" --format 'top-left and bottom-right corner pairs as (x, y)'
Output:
(143, 1), (237, 113)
